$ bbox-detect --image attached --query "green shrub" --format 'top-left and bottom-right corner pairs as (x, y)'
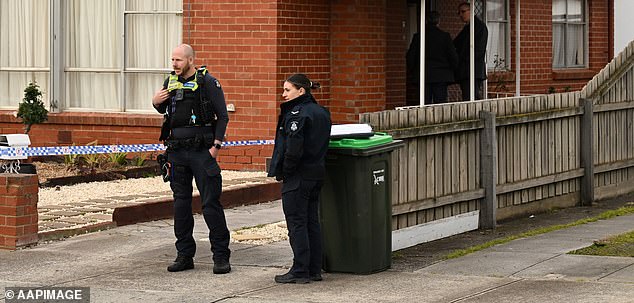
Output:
(17, 81), (48, 134)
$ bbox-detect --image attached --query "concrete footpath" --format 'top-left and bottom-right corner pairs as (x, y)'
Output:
(2, 200), (634, 302)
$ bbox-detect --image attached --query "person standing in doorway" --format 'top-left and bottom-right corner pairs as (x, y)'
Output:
(424, 10), (458, 104)
(268, 74), (332, 284)
(454, 2), (488, 101)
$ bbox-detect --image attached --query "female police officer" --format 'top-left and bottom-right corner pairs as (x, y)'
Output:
(268, 74), (332, 283)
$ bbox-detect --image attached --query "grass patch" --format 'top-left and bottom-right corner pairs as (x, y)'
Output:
(445, 205), (634, 260)
(569, 230), (634, 257)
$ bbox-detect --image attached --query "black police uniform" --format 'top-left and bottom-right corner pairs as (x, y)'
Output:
(154, 69), (230, 265)
(268, 93), (331, 279)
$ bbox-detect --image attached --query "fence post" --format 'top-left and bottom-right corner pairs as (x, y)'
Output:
(479, 111), (497, 229)
(0, 173), (39, 250)
(580, 98), (595, 206)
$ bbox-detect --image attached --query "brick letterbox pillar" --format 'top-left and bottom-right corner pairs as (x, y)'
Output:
(0, 173), (38, 250)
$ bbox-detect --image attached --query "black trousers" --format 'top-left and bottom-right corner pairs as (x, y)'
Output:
(459, 80), (484, 101)
(424, 82), (449, 104)
(281, 178), (323, 278)
(168, 148), (230, 262)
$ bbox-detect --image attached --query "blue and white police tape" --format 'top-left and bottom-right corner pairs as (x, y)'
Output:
(0, 140), (275, 158)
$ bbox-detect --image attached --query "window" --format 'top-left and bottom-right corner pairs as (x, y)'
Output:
(552, 0), (586, 68)
(0, 0), (182, 112)
(486, 0), (509, 70)
(0, 0), (50, 108)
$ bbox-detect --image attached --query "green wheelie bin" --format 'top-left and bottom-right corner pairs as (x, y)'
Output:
(320, 133), (403, 274)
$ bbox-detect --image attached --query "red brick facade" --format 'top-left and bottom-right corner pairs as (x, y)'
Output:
(0, 0), (614, 170)
(0, 174), (38, 250)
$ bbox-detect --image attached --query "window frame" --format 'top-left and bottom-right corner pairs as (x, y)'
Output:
(48, 0), (182, 113)
(552, 0), (588, 69)
(485, 0), (511, 71)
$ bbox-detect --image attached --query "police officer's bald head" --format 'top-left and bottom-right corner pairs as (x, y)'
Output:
(171, 44), (196, 77)
(174, 44), (195, 59)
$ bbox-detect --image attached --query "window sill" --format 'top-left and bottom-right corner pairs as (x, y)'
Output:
(552, 69), (596, 80)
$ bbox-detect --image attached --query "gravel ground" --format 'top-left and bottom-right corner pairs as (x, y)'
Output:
(38, 170), (268, 207)
(231, 221), (288, 245)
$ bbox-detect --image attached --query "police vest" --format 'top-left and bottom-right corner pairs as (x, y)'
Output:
(159, 66), (215, 141)
(166, 66), (208, 93)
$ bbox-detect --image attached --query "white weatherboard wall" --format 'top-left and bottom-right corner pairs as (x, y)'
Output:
(614, 0), (634, 56)
(392, 211), (479, 251)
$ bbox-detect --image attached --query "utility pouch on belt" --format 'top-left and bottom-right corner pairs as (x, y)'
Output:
(157, 153), (169, 182)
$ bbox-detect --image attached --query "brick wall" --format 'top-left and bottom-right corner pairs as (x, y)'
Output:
(330, 0), (387, 123)
(183, 0), (280, 170)
(0, 112), (161, 147)
(0, 174), (38, 250)
(0, 0), (614, 170)
(386, 0), (408, 110)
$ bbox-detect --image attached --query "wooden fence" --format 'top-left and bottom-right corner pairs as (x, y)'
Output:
(361, 41), (634, 249)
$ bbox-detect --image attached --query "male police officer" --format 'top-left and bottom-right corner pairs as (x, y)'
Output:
(152, 44), (231, 274)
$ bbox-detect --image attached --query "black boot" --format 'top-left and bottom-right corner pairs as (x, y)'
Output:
(167, 256), (194, 272)
(274, 272), (310, 284)
(213, 259), (231, 274)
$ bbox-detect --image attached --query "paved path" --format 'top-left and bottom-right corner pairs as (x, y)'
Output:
(37, 176), (275, 237)
(2, 201), (634, 302)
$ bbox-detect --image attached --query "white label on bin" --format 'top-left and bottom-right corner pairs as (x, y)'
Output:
(373, 169), (385, 185)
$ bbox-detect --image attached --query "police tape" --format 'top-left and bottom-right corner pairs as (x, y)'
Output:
(0, 140), (275, 158)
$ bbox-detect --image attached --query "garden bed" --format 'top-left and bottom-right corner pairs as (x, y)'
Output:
(30, 156), (159, 187)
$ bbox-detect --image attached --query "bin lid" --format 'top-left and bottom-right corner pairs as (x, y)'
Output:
(329, 132), (393, 149)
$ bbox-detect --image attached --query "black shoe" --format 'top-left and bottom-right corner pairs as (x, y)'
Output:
(309, 273), (323, 281)
(213, 260), (231, 274)
(274, 272), (310, 284)
(167, 256), (194, 272)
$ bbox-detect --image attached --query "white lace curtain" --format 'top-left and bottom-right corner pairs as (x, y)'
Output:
(1, 0), (180, 111)
(125, 0), (181, 111)
(486, 0), (507, 70)
(65, 0), (181, 111)
(0, 0), (49, 108)
(552, 0), (585, 68)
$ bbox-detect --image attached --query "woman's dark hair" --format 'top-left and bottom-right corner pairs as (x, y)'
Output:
(286, 73), (320, 93)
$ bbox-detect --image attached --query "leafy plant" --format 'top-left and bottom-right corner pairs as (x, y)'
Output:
(489, 54), (509, 96)
(131, 153), (148, 166)
(17, 81), (48, 134)
(64, 153), (79, 168)
(107, 152), (128, 167)
(79, 140), (103, 171)
(547, 86), (556, 94)
(82, 153), (103, 170)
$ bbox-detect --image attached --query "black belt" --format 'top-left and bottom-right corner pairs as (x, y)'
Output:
(171, 126), (213, 139)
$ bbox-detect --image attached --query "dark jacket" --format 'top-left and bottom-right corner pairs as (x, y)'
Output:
(267, 93), (331, 186)
(425, 25), (459, 83)
(454, 16), (488, 81)
(154, 70), (229, 142)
